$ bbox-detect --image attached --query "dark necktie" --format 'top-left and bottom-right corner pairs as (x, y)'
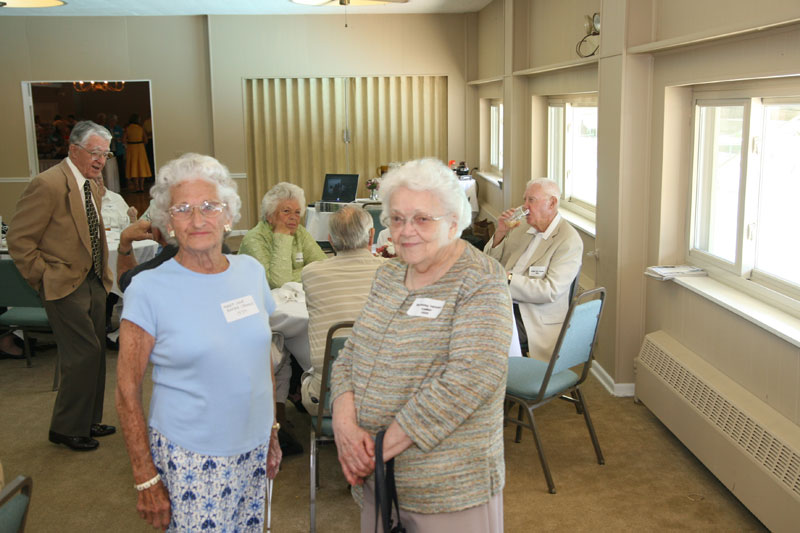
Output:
(83, 180), (103, 278)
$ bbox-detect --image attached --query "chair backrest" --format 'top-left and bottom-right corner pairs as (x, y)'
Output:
(314, 321), (355, 435)
(537, 287), (606, 400)
(0, 260), (42, 308)
(568, 264), (582, 303)
(0, 475), (33, 533)
(362, 204), (386, 236)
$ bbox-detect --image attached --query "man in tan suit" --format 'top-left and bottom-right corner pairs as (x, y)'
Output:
(484, 178), (582, 361)
(8, 121), (116, 451)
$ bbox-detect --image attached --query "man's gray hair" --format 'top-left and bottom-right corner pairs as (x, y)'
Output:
(378, 158), (472, 238)
(149, 153), (242, 243)
(328, 206), (373, 252)
(526, 177), (561, 206)
(260, 182), (307, 221)
(69, 120), (112, 146)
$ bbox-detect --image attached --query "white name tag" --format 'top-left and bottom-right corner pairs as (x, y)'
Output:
(221, 295), (259, 323)
(294, 252), (304, 263)
(407, 298), (445, 318)
(528, 265), (547, 278)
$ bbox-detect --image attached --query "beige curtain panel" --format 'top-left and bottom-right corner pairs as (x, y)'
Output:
(244, 75), (447, 220)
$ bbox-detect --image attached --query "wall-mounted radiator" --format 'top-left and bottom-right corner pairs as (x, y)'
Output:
(635, 331), (800, 533)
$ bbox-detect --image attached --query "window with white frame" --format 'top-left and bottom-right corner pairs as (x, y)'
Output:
(489, 100), (503, 173)
(690, 86), (800, 304)
(547, 96), (598, 216)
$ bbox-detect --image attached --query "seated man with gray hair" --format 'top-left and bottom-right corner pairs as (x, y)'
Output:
(300, 205), (384, 414)
(484, 177), (583, 361)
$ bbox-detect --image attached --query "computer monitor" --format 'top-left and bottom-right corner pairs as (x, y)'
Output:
(321, 173), (359, 203)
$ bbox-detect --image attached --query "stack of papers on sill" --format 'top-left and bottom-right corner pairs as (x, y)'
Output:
(645, 265), (707, 280)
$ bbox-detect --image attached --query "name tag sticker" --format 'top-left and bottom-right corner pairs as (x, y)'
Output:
(221, 295), (259, 323)
(528, 265), (547, 278)
(294, 252), (304, 263)
(407, 298), (445, 318)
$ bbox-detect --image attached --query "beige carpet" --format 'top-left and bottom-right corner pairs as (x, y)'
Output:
(0, 343), (765, 532)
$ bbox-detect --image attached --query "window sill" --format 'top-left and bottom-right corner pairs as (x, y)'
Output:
(475, 171), (503, 189)
(559, 207), (595, 237)
(670, 275), (800, 349)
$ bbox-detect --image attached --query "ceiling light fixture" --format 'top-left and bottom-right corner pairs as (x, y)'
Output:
(0, 0), (67, 7)
(73, 81), (126, 93)
(289, 0), (331, 5)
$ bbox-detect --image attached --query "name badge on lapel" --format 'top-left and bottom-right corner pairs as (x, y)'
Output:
(294, 252), (304, 263)
(528, 265), (547, 278)
(407, 298), (445, 318)
(221, 295), (259, 323)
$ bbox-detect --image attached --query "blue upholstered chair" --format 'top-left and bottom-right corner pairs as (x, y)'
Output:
(361, 203), (385, 237)
(0, 259), (58, 390)
(505, 287), (606, 494)
(309, 321), (354, 533)
(0, 475), (33, 533)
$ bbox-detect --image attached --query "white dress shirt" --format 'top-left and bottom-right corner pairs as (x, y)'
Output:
(511, 213), (562, 275)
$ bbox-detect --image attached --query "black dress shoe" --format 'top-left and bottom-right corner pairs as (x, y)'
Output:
(49, 431), (99, 451)
(90, 423), (116, 437)
(0, 349), (26, 360)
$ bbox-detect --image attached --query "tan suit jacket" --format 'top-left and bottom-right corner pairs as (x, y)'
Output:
(484, 217), (582, 361)
(8, 159), (112, 300)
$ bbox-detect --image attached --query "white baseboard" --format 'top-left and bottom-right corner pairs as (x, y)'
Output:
(591, 360), (635, 397)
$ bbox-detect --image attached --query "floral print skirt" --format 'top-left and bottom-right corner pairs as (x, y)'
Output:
(149, 427), (268, 532)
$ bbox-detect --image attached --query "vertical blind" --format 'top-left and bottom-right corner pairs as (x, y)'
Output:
(244, 75), (447, 218)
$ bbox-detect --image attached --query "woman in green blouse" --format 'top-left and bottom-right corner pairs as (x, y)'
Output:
(239, 182), (326, 289)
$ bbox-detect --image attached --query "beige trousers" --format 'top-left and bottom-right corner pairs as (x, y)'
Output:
(360, 478), (504, 533)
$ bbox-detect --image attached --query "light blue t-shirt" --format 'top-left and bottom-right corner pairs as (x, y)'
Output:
(121, 254), (276, 456)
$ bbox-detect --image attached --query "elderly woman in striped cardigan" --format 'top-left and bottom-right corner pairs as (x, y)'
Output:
(330, 158), (513, 532)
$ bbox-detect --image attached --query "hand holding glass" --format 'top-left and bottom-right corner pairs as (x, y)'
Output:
(505, 207), (529, 228)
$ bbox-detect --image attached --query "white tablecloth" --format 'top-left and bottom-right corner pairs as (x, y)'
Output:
(102, 157), (121, 193)
(269, 282), (311, 371)
(105, 231), (159, 296)
(460, 177), (479, 218)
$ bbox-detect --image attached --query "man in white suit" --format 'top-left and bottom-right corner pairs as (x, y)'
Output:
(484, 178), (582, 361)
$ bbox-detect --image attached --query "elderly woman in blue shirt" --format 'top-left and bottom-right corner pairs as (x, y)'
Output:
(116, 153), (281, 531)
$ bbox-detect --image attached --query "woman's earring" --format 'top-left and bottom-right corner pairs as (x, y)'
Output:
(224, 223), (232, 232)
(168, 229), (175, 238)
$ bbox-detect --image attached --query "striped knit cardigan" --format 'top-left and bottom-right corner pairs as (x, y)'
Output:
(330, 244), (512, 514)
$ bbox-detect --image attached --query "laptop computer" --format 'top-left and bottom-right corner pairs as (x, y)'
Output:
(321, 173), (359, 203)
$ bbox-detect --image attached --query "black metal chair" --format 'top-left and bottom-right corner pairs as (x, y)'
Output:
(505, 287), (606, 494)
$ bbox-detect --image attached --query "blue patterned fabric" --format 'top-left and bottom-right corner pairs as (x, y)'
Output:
(149, 427), (267, 532)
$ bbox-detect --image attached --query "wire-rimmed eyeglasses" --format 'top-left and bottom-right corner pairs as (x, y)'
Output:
(381, 212), (444, 231)
(75, 144), (114, 160)
(168, 201), (227, 220)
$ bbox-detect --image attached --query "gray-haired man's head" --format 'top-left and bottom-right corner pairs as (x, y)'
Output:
(328, 206), (373, 252)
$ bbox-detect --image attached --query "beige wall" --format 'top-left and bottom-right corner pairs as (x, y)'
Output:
(469, 0), (800, 404)
(0, 14), (468, 229)
(0, 16), (213, 219)
(650, 0), (800, 44)
(476, 0), (504, 80)
(206, 14), (468, 226)
(527, 0), (601, 68)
